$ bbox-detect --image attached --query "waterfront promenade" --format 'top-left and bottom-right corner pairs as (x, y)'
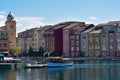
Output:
(72, 57), (120, 61)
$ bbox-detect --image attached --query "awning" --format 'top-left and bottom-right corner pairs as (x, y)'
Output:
(48, 51), (53, 56)
(43, 52), (48, 56)
(0, 53), (4, 57)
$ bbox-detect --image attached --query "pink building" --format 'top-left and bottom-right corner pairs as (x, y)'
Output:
(63, 22), (94, 57)
(63, 22), (85, 57)
(101, 29), (109, 57)
(116, 26), (120, 56)
(98, 24), (117, 57)
(108, 30), (117, 57)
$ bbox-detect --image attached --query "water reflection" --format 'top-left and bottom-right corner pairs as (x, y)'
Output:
(0, 60), (120, 80)
(0, 68), (17, 80)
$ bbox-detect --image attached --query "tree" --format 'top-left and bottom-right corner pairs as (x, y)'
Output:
(14, 47), (23, 56)
(9, 49), (15, 56)
(38, 46), (44, 57)
(28, 46), (33, 56)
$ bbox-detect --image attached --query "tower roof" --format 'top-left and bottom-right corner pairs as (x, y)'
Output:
(7, 11), (14, 21)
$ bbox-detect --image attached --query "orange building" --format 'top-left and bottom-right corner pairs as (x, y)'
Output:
(0, 12), (16, 52)
(88, 29), (101, 57)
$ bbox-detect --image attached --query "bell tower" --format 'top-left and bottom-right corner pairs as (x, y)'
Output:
(5, 12), (16, 49)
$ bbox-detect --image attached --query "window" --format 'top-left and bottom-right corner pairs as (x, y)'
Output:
(110, 45), (113, 49)
(65, 48), (68, 51)
(103, 40), (106, 44)
(110, 40), (113, 44)
(109, 34), (113, 38)
(96, 34), (99, 38)
(117, 34), (120, 38)
(96, 51), (99, 57)
(71, 40), (74, 46)
(103, 46), (106, 50)
(117, 46), (120, 50)
(32, 38), (34, 41)
(3, 43), (7, 47)
(82, 36), (86, 39)
(76, 41), (79, 46)
(95, 40), (99, 44)
(117, 28), (120, 32)
(95, 46), (97, 49)
(76, 47), (79, 51)
(71, 47), (74, 51)
(46, 38), (48, 42)
(70, 35), (75, 39)
(32, 43), (34, 46)
(5, 33), (7, 36)
(35, 38), (37, 41)
(117, 52), (120, 56)
(102, 35), (106, 38)
(1, 33), (4, 36)
(89, 44), (92, 49)
(117, 39), (120, 42)
(65, 31), (67, 35)
(76, 35), (79, 40)
(3, 37), (7, 40)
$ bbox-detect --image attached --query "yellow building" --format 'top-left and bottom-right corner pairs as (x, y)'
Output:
(0, 12), (16, 52)
(88, 30), (101, 57)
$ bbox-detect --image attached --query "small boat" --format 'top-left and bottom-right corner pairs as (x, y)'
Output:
(24, 61), (47, 68)
(46, 57), (73, 67)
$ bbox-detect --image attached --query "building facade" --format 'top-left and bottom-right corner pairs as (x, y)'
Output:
(63, 22), (85, 57)
(81, 26), (94, 57)
(18, 28), (35, 53)
(116, 26), (120, 56)
(88, 30), (102, 57)
(0, 12), (16, 53)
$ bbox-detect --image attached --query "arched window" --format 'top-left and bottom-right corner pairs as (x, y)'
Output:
(3, 43), (7, 47)
(0, 43), (2, 47)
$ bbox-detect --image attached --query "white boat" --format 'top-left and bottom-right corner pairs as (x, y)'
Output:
(46, 57), (73, 67)
(24, 61), (47, 68)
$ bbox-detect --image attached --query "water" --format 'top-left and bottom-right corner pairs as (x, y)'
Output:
(0, 60), (120, 80)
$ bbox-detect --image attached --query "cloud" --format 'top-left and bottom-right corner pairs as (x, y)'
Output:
(0, 11), (7, 27)
(0, 11), (46, 33)
(0, 15), (5, 19)
(0, 14), (6, 27)
(86, 22), (92, 24)
(15, 17), (45, 33)
(0, 11), (6, 15)
(89, 16), (97, 21)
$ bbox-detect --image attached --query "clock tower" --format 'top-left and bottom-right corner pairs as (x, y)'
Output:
(5, 12), (16, 49)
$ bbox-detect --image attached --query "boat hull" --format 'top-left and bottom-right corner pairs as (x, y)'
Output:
(48, 62), (73, 67)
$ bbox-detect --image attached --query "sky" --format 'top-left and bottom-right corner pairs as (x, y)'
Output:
(0, 0), (120, 33)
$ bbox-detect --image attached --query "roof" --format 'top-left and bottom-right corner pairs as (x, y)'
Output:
(82, 27), (94, 33)
(89, 29), (102, 34)
(97, 21), (120, 27)
(63, 23), (80, 29)
(54, 21), (85, 26)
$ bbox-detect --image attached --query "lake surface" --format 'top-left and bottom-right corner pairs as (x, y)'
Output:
(0, 60), (120, 80)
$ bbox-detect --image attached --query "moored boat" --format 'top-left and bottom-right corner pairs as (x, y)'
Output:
(24, 61), (47, 68)
(46, 57), (73, 67)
